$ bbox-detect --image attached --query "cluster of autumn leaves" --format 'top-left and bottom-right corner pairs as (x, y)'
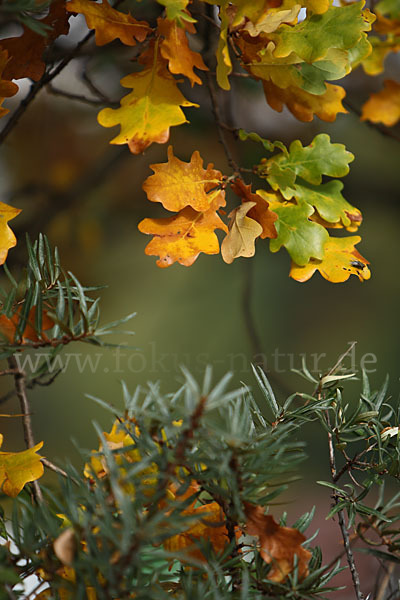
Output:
(0, 415), (313, 596)
(0, 0), (398, 278)
(33, 417), (311, 598)
(138, 138), (371, 282)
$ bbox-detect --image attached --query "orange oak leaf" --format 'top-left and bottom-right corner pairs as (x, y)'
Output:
(0, 434), (44, 497)
(361, 79), (400, 126)
(1, 0), (70, 81)
(290, 236), (371, 283)
(231, 179), (277, 239)
(262, 80), (347, 122)
(138, 206), (228, 268)
(0, 50), (19, 98)
(164, 500), (229, 562)
(97, 50), (197, 154)
(66, 0), (150, 46)
(0, 306), (54, 345)
(0, 202), (21, 264)
(158, 17), (208, 86)
(245, 503), (311, 583)
(143, 146), (225, 213)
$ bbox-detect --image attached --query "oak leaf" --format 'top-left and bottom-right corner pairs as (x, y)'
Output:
(290, 236), (371, 283)
(221, 202), (263, 263)
(158, 18), (208, 86)
(292, 179), (361, 229)
(216, 3), (233, 90)
(66, 0), (150, 46)
(262, 134), (354, 200)
(0, 202), (21, 264)
(0, 50), (19, 101)
(164, 500), (229, 562)
(262, 80), (347, 122)
(1, 0), (70, 81)
(361, 79), (400, 126)
(97, 51), (197, 154)
(84, 420), (158, 497)
(157, 0), (196, 25)
(138, 206), (228, 268)
(0, 434), (44, 497)
(0, 306), (54, 345)
(244, 5), (301, 36)
(269, 3), (374, 62)
(245, 503), (311, 582)
(231, 179), (277, 239)
(261, 192), (329, 265)
(142, 146), (225, 213)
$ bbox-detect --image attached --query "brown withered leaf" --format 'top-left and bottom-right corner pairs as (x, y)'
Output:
(231, 179), (277, 239)
(245, 503), (311, 583)
(1, 0), (70, 81)
(53, 528), (77, 566)
(158, 17), (208, 86)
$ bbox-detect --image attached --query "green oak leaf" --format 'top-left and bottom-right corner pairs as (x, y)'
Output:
(261, 134), (354, 199)
(156, 0), (196, 24)
(298, 48), (351, 95)
(258, 193), (329, 265)
(293, 179), (360, 227)
(269, 3), (373, 63)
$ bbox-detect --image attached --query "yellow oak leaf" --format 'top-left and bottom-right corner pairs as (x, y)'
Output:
(361, 79), (400, 126)
(158, 18), (208, 86)
(66, 0), (150, 46)
(0, 202), (21, 264)
(244, 5), (301, 36)
(97, 50), (197, 154)
(138, 205), (228, 268)
(0, 434), (44, 497)
(262, 80), (347, 122)
(221, 202), (263, 264)
(231, 179), (277, 239)
(290, 236), (371, 283)
(245, 503), (311, 583)
(216, 3), (233, 90)
(142, 146), (225, 213)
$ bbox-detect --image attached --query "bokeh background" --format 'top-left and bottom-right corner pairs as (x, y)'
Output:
(0, 2), (399, 594)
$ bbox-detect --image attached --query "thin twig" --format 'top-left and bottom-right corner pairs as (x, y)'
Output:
(328, 429), (364, 600)
(344, 99), (400, 144)
(7, 354), (43, 503)
(0, 30), (94, 146)
(46, 83), (114, 107)
(41, 457), (69, 479)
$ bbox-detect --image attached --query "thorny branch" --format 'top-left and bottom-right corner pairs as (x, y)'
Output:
(328, 428), (364, 600)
